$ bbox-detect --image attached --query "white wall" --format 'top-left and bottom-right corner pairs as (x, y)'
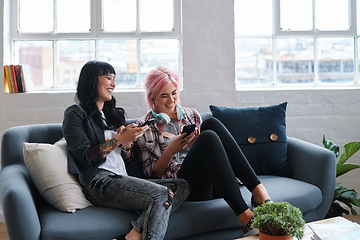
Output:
(1, 0), (360, 221)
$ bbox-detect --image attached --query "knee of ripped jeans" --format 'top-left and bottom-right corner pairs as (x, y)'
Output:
(163, 189), (174, 210)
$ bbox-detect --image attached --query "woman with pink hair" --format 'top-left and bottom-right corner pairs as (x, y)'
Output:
(135, 66), (272, 237)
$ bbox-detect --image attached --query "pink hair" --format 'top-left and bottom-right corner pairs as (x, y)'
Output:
(145, 66), (180, 110)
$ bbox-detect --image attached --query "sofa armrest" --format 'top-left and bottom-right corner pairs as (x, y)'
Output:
(287, 137), (336, 220)
(0, 164), (42, 240)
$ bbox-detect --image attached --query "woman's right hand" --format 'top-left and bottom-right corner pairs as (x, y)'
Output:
(154, 132), (195, 176)
(116, 123), (149, 144)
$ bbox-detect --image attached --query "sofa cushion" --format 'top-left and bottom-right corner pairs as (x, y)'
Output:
(240, 175), (322, 214)
(39, 199), (242, 240)
(38, 175), (321, 240)
(23, 138), (92, 213)
(209, 102), (292, 176)
(39, 205), (137, 240)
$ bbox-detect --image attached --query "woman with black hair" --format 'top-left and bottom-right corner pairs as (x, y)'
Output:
(62, 61), (190, 240)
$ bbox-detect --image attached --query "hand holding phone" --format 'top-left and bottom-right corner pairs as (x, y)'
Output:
(182, 124), (196, 138)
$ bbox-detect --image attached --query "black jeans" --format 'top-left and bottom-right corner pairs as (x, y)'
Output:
(177, 117), (261, 215)
(84, 169), (190, 240)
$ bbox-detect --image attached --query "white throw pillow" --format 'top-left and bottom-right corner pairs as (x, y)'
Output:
(23, 138), (92, 213)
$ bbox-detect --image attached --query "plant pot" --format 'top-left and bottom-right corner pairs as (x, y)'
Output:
(259, 231), (292, 240)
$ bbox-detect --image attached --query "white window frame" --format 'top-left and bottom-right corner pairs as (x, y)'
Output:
(235, 0), (360, 89)
(8, 0), (183, 91)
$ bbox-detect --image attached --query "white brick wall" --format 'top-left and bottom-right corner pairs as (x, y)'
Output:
(1, 0), (360, 220)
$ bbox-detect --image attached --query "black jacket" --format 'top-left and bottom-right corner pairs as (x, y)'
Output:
(62, 104), (106, 186)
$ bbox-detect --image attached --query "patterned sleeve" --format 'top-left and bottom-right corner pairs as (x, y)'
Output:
(136, 114), (164, 178)
(135, 126), (164, 178)
(183, 107), (202, 127)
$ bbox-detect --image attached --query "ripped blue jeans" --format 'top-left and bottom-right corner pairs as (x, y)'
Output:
(83, 169), (190, 240)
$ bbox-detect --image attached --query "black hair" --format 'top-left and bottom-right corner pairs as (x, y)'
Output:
(76, 60), (126, 129)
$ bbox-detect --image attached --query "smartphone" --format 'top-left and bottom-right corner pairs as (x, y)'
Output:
(140, 118), (156, 127)
(182, 124), (196, 138)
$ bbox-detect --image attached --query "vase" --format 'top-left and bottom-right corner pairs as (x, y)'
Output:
(259, 231), (292, 240)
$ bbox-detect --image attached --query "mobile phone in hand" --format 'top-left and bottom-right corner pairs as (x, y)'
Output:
(140, 118), (155, 127)
(182, 124), (196, 138)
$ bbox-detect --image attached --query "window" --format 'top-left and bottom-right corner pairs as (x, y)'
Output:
(10, 0), (181, 91)
(234, 0), (360, 88)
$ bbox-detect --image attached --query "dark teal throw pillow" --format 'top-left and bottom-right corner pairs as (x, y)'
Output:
(209, 102), (292, 176)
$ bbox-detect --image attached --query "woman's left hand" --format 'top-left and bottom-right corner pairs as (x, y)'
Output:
(186, 128), (199, 148)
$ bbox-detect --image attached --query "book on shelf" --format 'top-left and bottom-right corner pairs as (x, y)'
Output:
(3, 65), (11, 93)
(21, 65), (33, 92)
(20, 65), (27, 92)
(308, 220), (360, 240)
(3, 64), (30, 93)
(9, 65), (18, 93)
(14, 65), (24, 93)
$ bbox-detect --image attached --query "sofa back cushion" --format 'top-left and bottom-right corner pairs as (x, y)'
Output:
(210, 102), (292, 176)
(23, 138), (93, 213)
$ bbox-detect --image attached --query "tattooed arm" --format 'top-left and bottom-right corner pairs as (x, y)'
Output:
(88, 124), (148, 163)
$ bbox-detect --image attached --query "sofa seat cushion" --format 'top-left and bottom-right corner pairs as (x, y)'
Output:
(240, 175), (322, 214)
(39, 176), (321, 240)
(39, 199), (242, 240)
(166, 199), (241, 239)
(39, 205), (138, 240)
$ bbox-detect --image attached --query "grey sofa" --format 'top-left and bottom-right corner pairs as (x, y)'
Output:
(0, 113), (336, 240)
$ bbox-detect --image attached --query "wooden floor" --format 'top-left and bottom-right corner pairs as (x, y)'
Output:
(0, 215), (359, 240)
(343, 214), (360, 224)
(0, 222), (9, 240)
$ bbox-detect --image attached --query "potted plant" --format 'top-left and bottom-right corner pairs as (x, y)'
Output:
(322, 136), (360, 217)
(251, 201), (305, 240)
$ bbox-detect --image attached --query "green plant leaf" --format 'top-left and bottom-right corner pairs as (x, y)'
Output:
(338, 141), (360, 165)
(351, 208), (358, 215)
(337, 163), (360, 177)
(334, 182), (342, 189)
(330, 202), (350, 216)
(350, 198), (360, 207)
(336, 185), (358, 199)
(322, 138), (360, 216)
(322, 135), (339, 159)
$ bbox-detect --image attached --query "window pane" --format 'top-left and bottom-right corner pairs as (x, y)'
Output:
(358, 0), (360, 34)
(277, 38), (314, 84)
(358, 39), (360, 79)
(103, 0), (136, 32)
(140, 39), (179, 83)
(140, 0), (174, 32)
(15, 41), (54, 89)
(234, 0), (272, 35)
(235, 38), (273, 85)
(316, 0), (349, 31)
(317, 38), (354, 84)
(57, 40), (95, 88)
(280, 0), (312, 31)
(99, 40), (137, 87)
(19, 0), (53, 32)
(57, 0), (90, 32)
